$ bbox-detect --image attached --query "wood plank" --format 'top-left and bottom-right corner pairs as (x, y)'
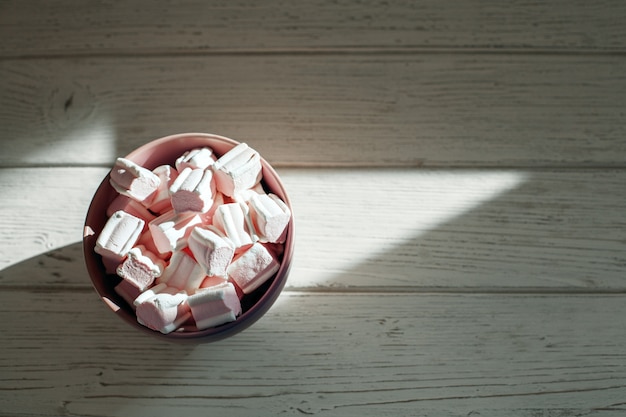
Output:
(285, 168), (626, 291)
(1, 290), (625, 416)
(1, 0), (625, 56)
(2, 54), (626, 167)
(1, 167), (625, 290)
(0, 167), (108, 285)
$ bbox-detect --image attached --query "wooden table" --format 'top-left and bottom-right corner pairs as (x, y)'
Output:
(2, 2), (625, 416)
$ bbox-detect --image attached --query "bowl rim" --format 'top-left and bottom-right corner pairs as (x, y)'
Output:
(83, 132), (295, 342)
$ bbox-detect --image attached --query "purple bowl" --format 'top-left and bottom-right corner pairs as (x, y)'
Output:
(83, 133), (294, 342)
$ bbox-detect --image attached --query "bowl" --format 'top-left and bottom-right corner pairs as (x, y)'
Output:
(83, 133), (294, 342)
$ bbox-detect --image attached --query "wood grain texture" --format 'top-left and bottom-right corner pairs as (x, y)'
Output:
(2, 54), (626, 167)
(1, 167), (624, 290)
(2, 1), (625, 416)
(1, 0), (625, 57)
(1, 290), (625, 416)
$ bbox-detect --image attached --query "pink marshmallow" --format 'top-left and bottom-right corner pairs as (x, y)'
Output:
(106, 194), (155, 226)
(114, 279), (142, 309)
(95, 210), (145, 269)
(157, 249), (206, 293)
(187, 282), (242, 330)
(136, 228), (168, 260)
(109, 158), (161, 204)
(175, 147), (216, 171)
(147, 165), (178, 214)
(200, 275), (228, 289)
(134, 283), (191, 334)
(169, 167), (216, 213)
(199, 191), (225, 225)
(148, 210), (202, 254)
(227, 242), (280, 294)
(248, 193), (291, 243)
(116, 245), (165, 291)
(212, 143), (262, 197)
(212, 203), (254, 250)
(188, 226), (235, 278)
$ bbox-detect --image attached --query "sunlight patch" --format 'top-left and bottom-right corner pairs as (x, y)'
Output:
(285, 169), (528, 288)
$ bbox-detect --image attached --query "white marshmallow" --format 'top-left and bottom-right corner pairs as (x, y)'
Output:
(227, 242), (280, 294)
(187, 282), (241, 330)
(248, 193), (291, 243)
(116, 245), (165, 291)
(157, 249), (206, 293)
(211, 203), (254, 250)
(109, 158), (161, 204)
(188, 226), (235, 278)
(95, 210), (145, 263)
(134, 283), (191, 334)
(148, 210), (202, 254)
(212, 143), (262, 197)
(175, 147), (216, 171)
(232, 182), (266, 203)
(147, 165), (179, 214)
(169, 167), (216, 213)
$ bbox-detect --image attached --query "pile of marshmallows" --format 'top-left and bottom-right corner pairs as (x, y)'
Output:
(94, 143), (291, 334)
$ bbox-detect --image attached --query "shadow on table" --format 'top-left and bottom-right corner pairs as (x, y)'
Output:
(286, 168), (626, 291)
(1, 166), (626, 414)
(0, 242), (251, 415)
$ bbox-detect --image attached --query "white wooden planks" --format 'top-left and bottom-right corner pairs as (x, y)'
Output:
(1, 2), (625, 416)
(1, 290), (625, 416)
(1, 0), (625, 56)
(1, 167), (624, 290)
(2, 54), (626, 167)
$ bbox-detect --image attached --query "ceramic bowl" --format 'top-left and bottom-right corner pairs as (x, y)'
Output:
(83, 133), (294, 342)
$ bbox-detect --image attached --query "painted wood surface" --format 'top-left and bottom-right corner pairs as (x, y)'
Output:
(2, 54), (626, 167)
(1, 0), (625, 56)
(2, 291), (626, 416)
(1, 1), (625, 416)
(1, 167), (624, 291)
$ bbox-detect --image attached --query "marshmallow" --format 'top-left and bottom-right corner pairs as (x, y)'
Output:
(134, 283), (191, 334)
(95, 143), (291, 334)
(109, 158), (161, 204)
(187, 282), (242, 330)
(188, 226), (235, 278)
(233, 182), (266, 203)
(114, 279), (142, 309)
(200, 275), (228, 289)
(107, 194), (156, 226)
(175, 147), (216, 171)
(157, 249), (206, 293)
(248, 193), (291, 243)
(116, 246), (165, 291)
(95, 210), (145, 265)
(147, 165), (179, 214)
(227, 242), (280, 294)
(148, 210), (202, 254)
(169, 167), (216, 213)
(136, 228), (166, 260)
(212, 143), (262, 197)
(212, 203), (254, 250)
(199, 191), (225, 225)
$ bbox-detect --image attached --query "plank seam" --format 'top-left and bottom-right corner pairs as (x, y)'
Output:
(3, 285), (626, 296)
(2, 163), (626, 171)
(2, 46), (626, 61)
